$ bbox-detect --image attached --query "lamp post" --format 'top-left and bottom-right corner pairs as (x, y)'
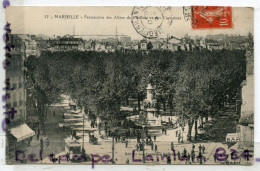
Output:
(112, 135), (115, 164)
(111, 118), (116, 164)
(181, 109), (184, 143)
(181, 125), (184, 143)
(142, 125), (145, 163)
(82, 110), (85, 155)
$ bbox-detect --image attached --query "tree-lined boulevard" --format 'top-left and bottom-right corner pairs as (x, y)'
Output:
(25, 49), (246, 141)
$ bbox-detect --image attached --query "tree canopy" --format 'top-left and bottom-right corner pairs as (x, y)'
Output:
(25, 49), (246, 131)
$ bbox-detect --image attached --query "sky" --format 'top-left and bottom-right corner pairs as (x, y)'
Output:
(6, 6), (254, 40)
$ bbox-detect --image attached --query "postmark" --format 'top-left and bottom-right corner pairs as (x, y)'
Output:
(131, 6), (173, 39)
(191, 6), (233, 29)
(183, 6), (192, 22)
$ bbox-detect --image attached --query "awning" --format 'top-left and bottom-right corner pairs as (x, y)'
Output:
(64, 113), (82, 118)
(64, 137), (81, 147)
(9, 124), (35, 142)
(73, 127), (97, 132)
(64, 118), (83, 123)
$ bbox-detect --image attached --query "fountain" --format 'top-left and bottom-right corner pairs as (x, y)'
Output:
(138, 76), (163, 129)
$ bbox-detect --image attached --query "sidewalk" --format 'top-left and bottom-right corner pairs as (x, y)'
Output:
(7, 106), (69, 164)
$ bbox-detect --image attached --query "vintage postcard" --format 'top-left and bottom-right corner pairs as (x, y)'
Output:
(3, 6), (254, 166)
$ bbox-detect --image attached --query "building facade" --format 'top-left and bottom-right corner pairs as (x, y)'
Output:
(238, 50), (254, 148)
(120, 36), (131, 43)
(5, 34), (35, 154)
(53, 37), (85, 51)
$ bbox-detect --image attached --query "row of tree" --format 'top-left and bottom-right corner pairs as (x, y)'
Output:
(25, 49), (246, 140)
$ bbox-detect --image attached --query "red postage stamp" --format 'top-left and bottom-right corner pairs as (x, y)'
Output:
(191, 6), (232, 29)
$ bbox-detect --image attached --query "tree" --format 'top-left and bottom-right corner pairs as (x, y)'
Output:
(25, 54), (62, 123)
(25, 49), (246, 137)
(174, 50), (246, 141)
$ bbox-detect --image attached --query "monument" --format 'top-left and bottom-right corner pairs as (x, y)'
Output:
(139, 75), (162, 128)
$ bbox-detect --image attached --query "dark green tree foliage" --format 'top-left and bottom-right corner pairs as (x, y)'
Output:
(25, 49), (246, 136)
(25, 55), (63, 121)
(174, 50), (246, 140)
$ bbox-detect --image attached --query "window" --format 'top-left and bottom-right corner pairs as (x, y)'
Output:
(19, 92), (22, 100)
(20, 110), (23, 122)
(6, 103), (11, 109)
(19, 82), (23, 88)
(19, 100), (23, 106)
(13, 101), (17, 107)
(12, 83), (17, 90)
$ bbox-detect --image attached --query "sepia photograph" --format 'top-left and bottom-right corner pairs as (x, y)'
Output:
(3, 6), (254, 166)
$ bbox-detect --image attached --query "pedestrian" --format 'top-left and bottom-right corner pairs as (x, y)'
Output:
(171, 142), (174, 151)
(162, 128), (164, 134)
(58, 155), (61, 164)
(192, 144), (195, 150)
(198, 144), (202, 153)
(176, 130), (178, 137)
(191, 148), (194, 155)
(28, 138), (31, 146)
(139, 143), (143, 151)
(187, 153), (190, 163)
(177, 151), (180, 160)
(66, 153), (70, 162)
(192, 153), (195, 162)
(46, 138), (49, 147)
(199, 155), (203, 164)
(151, 141), (154, 150)
(154, 135), (156, 141)
(40, 138), (43, 152)
(165, 129), (167, 135)
(125, 140), (128, 148)
(167, 156), (171, 164)
(155, 144), (158, 152)
(183, 148), (187, 157)
(202, 145), (205, 154)
(126, 158), (129, 164)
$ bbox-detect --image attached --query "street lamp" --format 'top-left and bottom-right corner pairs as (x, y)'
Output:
(142, 125), (145, 163)
(181, 109), (184, 143)
(111, 118), (116, 164)
(181, 125), (184, 143)
(81, 109), (85, 159)
(112, 133), (115, 164)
